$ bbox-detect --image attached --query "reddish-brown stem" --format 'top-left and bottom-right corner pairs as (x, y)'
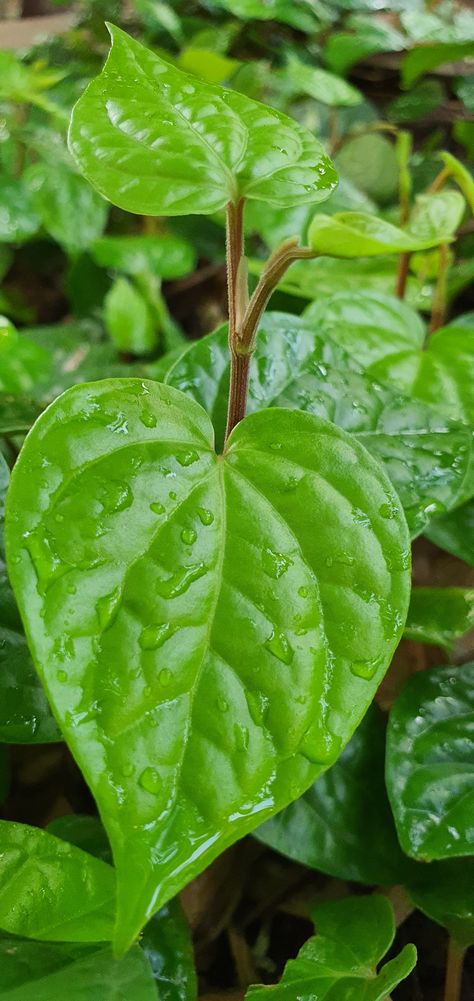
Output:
(396, 252), (411, 299)
(226, 351), (252, 444)
(224, 199), (247, 444)
(443, 939), (466, 1001)
(429, 242), (449, 334)
(429, 165), (449, 194)
(239, 240), (316, 353)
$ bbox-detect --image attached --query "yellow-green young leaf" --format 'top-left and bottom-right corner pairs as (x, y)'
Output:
(6, 380), (410, 952)
(68, 26), (337, 216)
(246, 895), (417, 1001)
(440, 152), (474, 214)
(407, 190), (465, 242)
(104, 278), (157, 356)
(308, 207), (460, 258)
(402, 40), (474, 88)
(0, 821), (115, 942)
(386, 663), (474, 861)
(404, 587), (474, 648)
(285, 56), (362, 107)
(0, 940), (156, 1001)
(177, 47), (240, 85)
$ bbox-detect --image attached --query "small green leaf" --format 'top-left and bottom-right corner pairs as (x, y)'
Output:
(0, 178), (40, 244)
(46, 815), (112, 865)
(0, 821), (115, 942)
(0, 939), (156, 1001)
(178, 47), (240, 85)
(0, 395), (41, 436)
(246, 895), (416, 1001)
(69, 26), (337, 216)
(256, 706), (407, 885)
(153, 313), (473, 535)
(104, 278), (157, 356)
(304, 289), (425, 368)
(6, 379), (409, 951)
(386, 662), (474, 861)
(91, 234), (196, 279)
(407, 858), (474, 946)
(308, 205), (461, 258)
(425, 499), (474, 567)
(402, 40), (474, 88)
(210, 0), (320, 32)
(253, 255), (428, 307)
(440, 151), (474, 214)
(334, 133), (399, 205)
(404, 587), (474, 648)
(324, 20), (406, 76)
(285, 56), (362, 107)
(26, 161), (108, 256)
(0, 318), (50, 396)
(141, 900), (197, 1001)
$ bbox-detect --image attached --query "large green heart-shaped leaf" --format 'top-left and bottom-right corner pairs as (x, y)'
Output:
(386, 662), (474, 861)
(308, 193), (464, 257)
(370, 320), (474, 426)
(6, 379), (409, 951)
(246, 895), (416, 1001)
(404, 587), (474, 648)
(68, 26), (336, 216)
(0, 939), (156, 1001)
(0, 821), (115, 942)
(150, 314), (474, 536)
(425, 499), (474, 567)
(256, 706), (407, 885)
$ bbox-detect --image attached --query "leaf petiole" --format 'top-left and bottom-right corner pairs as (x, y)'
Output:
(443, 938), (466, 1001)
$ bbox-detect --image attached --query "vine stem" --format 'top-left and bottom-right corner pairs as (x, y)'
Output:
(443, 939), (466, 1001)
(224, 200), (317, 444)
(429, 241), (449, 334)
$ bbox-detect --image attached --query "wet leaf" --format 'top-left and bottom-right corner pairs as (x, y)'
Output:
(308, 201), (462, 258)
(6, 379), (409, 951)
(0, 821), (115, 942)
(256, 706), (407, 885)
(153, 313), (473, 536)
(246, 895), (416, 1000)
(0, 939), (156, 1000)
(46, 815), (112, 865)
(425, 499), (474, 567)
(91, 234), (196, 279)
(104, 278), (157, 356)
(0, 395), (42, 436)
(26, 162), (108, 255)
(141, 900), (197, 1001)
(386, 662), (474, 860)
(0, 319), (50, 396)
(69, 26), (337, 216)
(407, 858), (474, 946)
(0, 178), (40, 244)
(404, 587), (474, 648)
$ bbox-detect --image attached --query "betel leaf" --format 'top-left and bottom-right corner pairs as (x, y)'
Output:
(440, 152), (474, 213)
(386, 662), (474, 861)
(0, 318), (50, 396)
(255, 255), (428, 308)
(141, 900), (197, 1001)
(304, 289), (425, 369)
(0, 178), (40, 244)
(308, 198), (463, 258)
(6, 379), (410, 951)
(0, 939), (156, 1001)
(151, 314), (474, 536)
(104, 278), (157, 356)
(404, 587), (474, 648)
(407, 191), (465, 242)
(0, 395), (41, 436)
(26, 162), (108, 256)
(256, 705), (407, 885)
(0, 821), (115, 942)
(91, 234), (196, 279)
(46, 815), (112, 865)
(68, 26), (337, 216)
(402, 40), (474, 88)
(334, 133), (399, 206)
(210, 0), (321, 32)
(246, 895), (417, 1001)
(425, 499), (474, 568)
(285, 56), (362, 107)
(407, 858), (474, 946)
(370, 320), (474, 426)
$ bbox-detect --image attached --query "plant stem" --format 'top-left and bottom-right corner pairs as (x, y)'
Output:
(239, 239), (315, 353)
(429, 165), (449, 194)
(224, 199), (248, 444)
(396, 252), (411, 299)
(443, 939), (466, 1001)
(429, 241), (449, 334)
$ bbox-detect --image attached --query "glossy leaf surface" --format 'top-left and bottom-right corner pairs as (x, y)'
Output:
(246, 895), (416, 1001)
(407, 858), (474, 946)
(425, 500), (474, 568)
(304, 290), (425, 368)
(0, 940), (156, 1001)
(6, 379), (409, 951)
(69, 26), (337, 216)
(0, 821), (115, 941)
(404, 587), (474, 648)
(0, 454), (60, 742)
(152, 313), (473, 535)
(91, 234), (196, 279)
(386, 662), (474, 860)
(256, 706), (406, 885)
(308, 202), (462, 258)
(104, 278), (157, 355)
(0, 395), (41, 436)
(141, 900), (197, 1001)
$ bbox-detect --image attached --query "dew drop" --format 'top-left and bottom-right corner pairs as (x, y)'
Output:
(169, 491), (177, 500)
(234, 723), (249, 752)
(350, 657), (381, 680)
(298, 586), (309, 598)
(262, 548), (293, 579)
(56, 669), (67, 683)
(139, 766), (161, 794)
(159, 667), (172, 687)
(265, 629), (294, 665)
(156, 563), (208, 598)
(270, 442), (282, 451)
(150, 501), (165, 514)
(140, 410), (157, 428)
(217, 695), (229, 713)
(122, 762), (134, 777)
(197, 507), (214, 526)
(96, 587), (122, 631)
(181, 527), (197, 545)
(139, 622), (174, 650)
(379, 502), (395, 519)
(176, 448), (199, 467)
